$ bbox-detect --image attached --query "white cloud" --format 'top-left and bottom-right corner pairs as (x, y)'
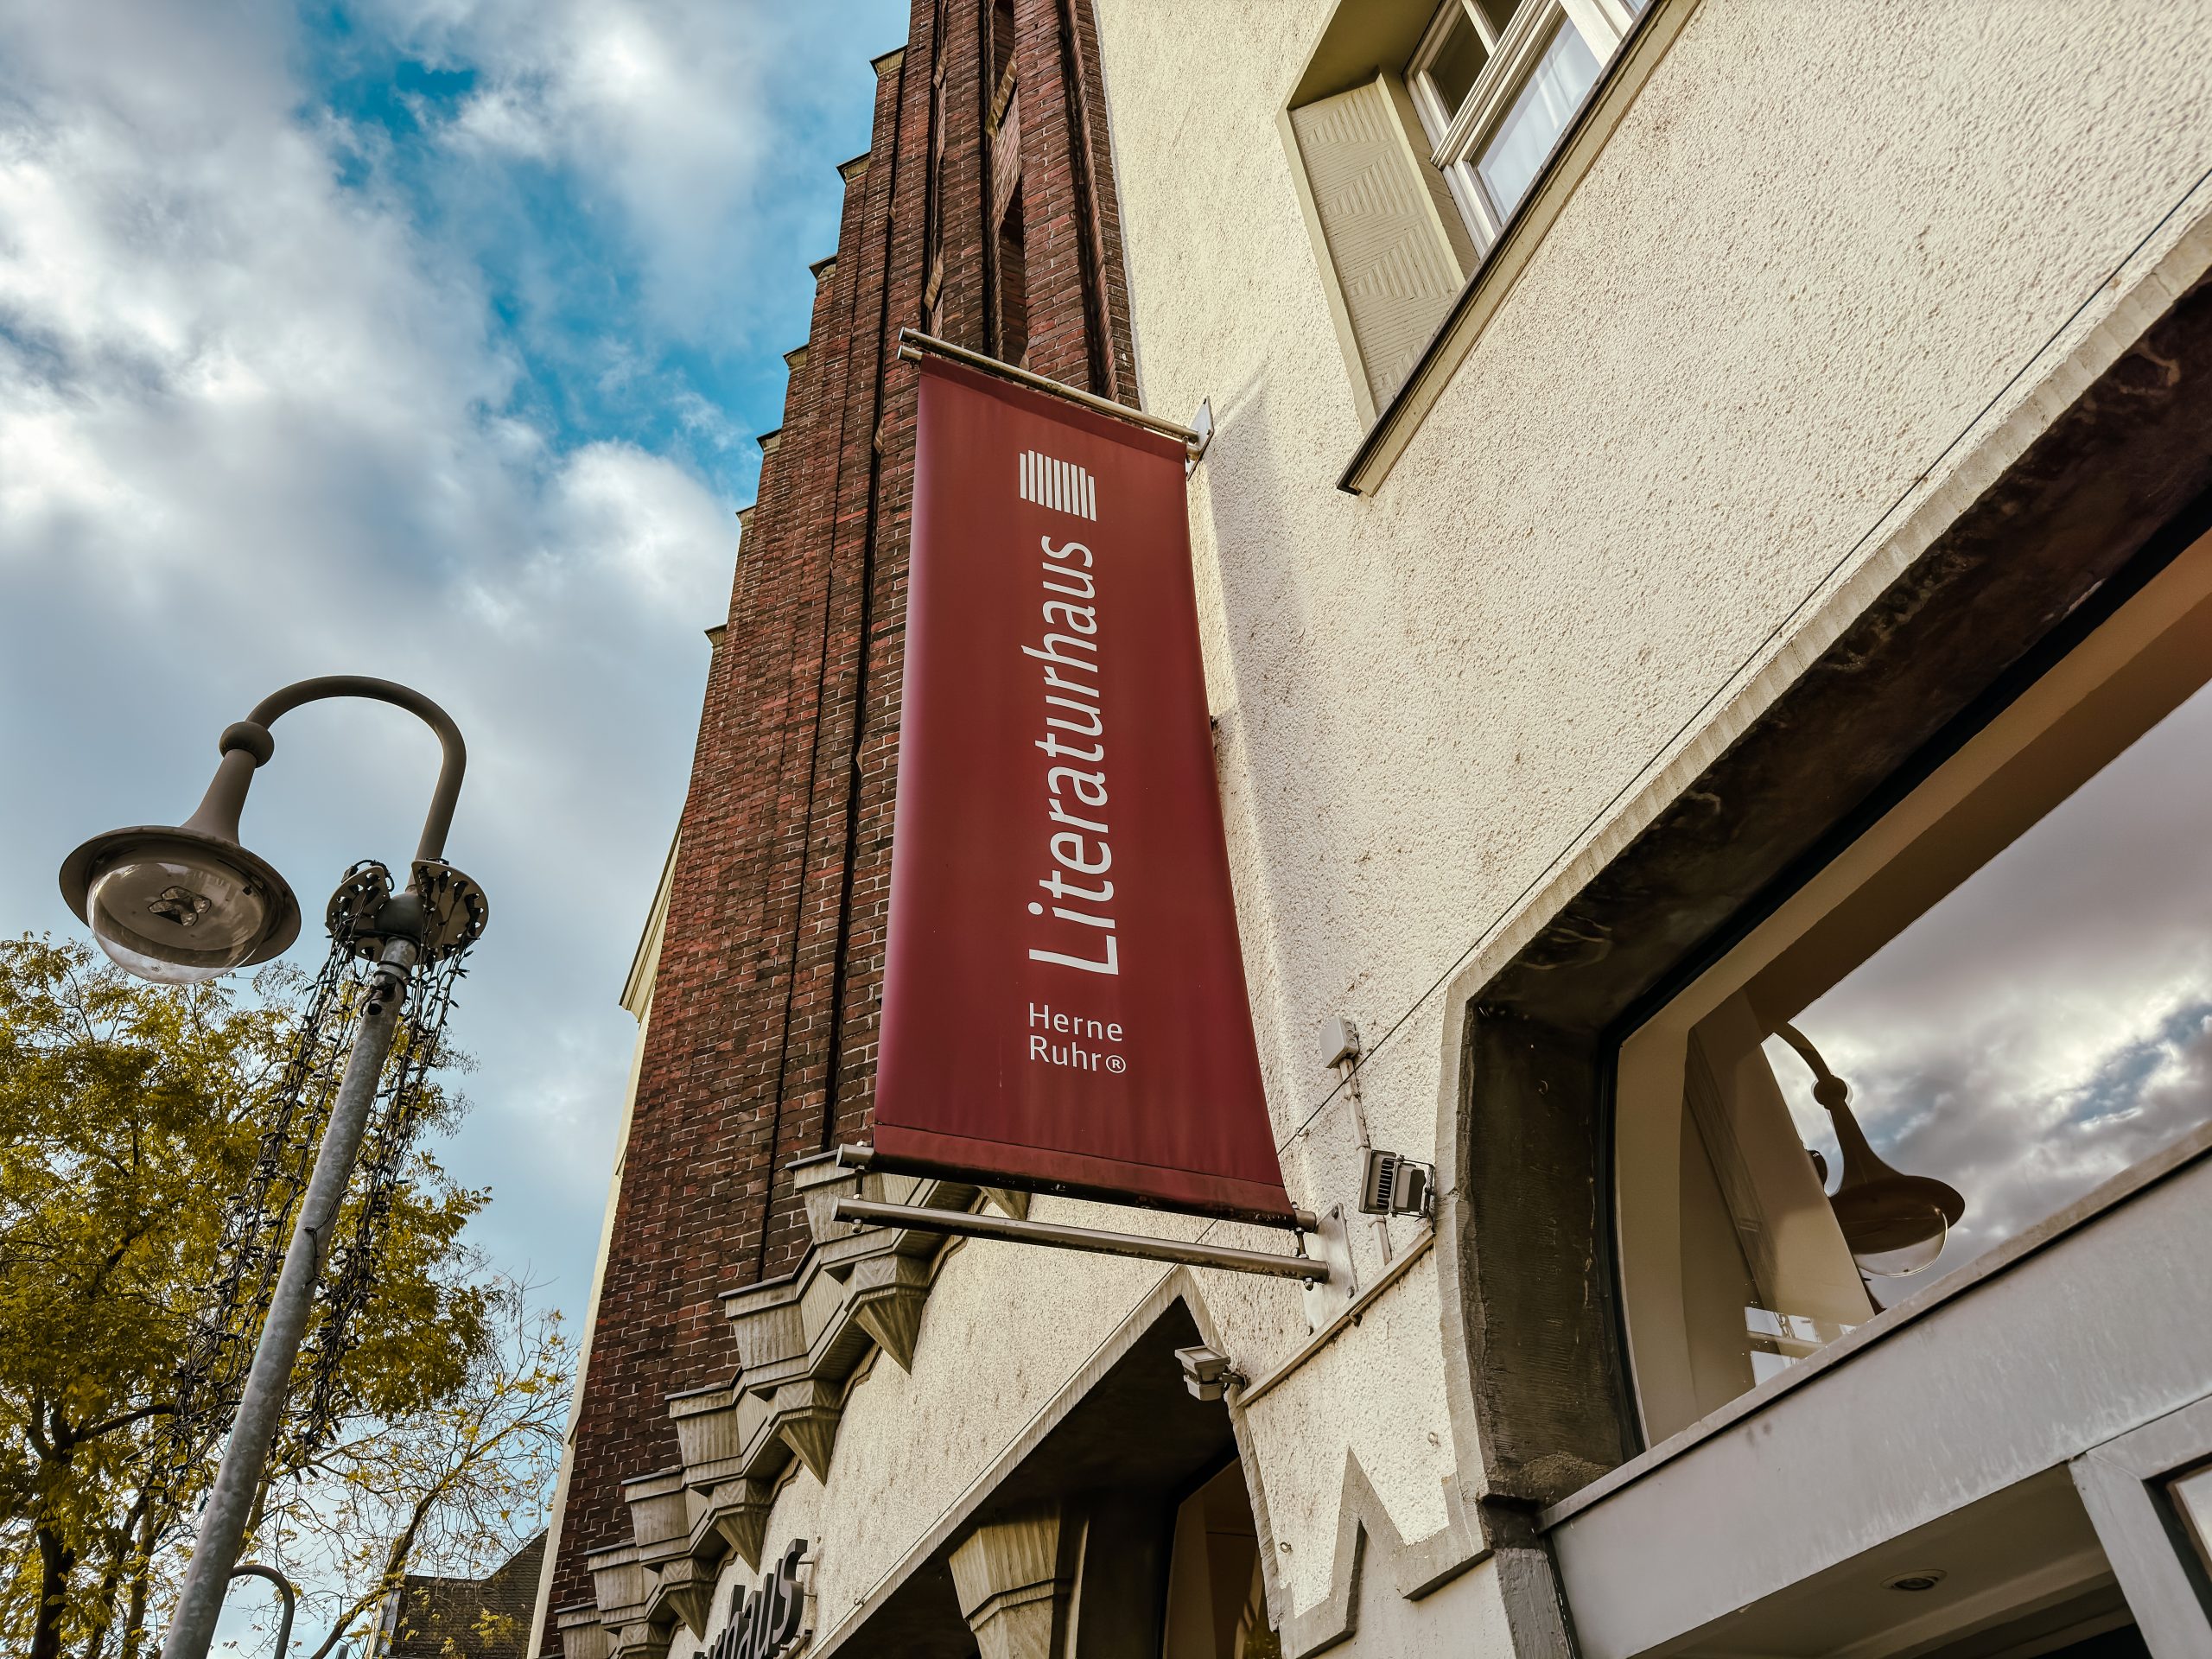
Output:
(0, 5), (904, 1643)
(544, 440), (734, 607)
(0, 0), (748, 1314)
(372, 0), (889, 335)
(1772, 679), (2212, 1294)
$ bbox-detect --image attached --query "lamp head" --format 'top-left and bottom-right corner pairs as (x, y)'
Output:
(1828, 1173), (1962, 1276)
(60, 825), (300, 985)
(1811, 1071), (1965, 1277)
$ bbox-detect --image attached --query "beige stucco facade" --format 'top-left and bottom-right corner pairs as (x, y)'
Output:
(565, 4), (2212, 1656)
(1075, 0), (2212, 1639)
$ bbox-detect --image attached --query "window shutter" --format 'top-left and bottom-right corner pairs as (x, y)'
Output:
(1291, 77), (1468, 415)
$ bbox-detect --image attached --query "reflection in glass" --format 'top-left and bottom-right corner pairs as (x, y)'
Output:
(1745, 1306), (1848, 1385)
(1768, 673), (2212, 1310)
(1618, 547), (2212, 1438)
(1670, 991), (1872, 1409)
(1775, 1023), (1963, 1277)
(2171, 1463), (2212, 1580)
(1476, 22), (1600, 219)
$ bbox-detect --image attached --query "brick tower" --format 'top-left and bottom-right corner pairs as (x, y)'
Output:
(536, 0), (1139, 1637)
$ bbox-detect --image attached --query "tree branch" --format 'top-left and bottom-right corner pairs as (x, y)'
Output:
(68, 1402), (174, 1446)
(302, 1482), (441, 1659)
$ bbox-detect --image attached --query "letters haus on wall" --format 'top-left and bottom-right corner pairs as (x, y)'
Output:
(701, 1540), (806, 1659)
(874, 355), (1294, 1224)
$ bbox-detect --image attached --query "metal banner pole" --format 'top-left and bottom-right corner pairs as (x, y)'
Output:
(830, 1197), (1333, 1282)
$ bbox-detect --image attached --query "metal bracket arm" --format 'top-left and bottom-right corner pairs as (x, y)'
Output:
(828, 1143), (1320, 1235)
(831, 1198), (1333, 1283)
(895, 329), (1207, 456)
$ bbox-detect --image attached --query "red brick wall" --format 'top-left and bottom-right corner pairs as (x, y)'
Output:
(541, 0), (1140, 1634)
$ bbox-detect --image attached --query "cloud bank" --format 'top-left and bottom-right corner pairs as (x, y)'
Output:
(0, 0), (903, 1317)
(1770, 678), (2212, 1302)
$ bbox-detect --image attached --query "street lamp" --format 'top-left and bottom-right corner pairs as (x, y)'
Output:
(1776, 1022), (1965, 1278)
(61, 723), (299, 985)
(60, 677), (488, 1659)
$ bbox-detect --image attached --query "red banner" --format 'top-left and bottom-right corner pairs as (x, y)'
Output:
(873, 356), (1293, 1224)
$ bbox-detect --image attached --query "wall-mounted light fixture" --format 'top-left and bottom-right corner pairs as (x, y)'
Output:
(1358, 1148), (1433, 1219)
(1174, 1344), (1243, 1402)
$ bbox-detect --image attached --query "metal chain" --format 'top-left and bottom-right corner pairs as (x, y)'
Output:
(156, 907), (366, 1503)
(289, 944), (469, 1457)
(156, 861), (474, 1497)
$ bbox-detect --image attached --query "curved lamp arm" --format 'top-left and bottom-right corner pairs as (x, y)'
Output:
(185, 677), (467, 866)
(224, 1564), (297, 1658)
(1775, 1021), (1842, 1096)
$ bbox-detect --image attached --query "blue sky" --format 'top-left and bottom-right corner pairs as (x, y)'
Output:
(0, 0), (904, 1361)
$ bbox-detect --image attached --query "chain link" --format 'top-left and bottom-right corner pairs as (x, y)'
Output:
(155, 862), (473, 1504)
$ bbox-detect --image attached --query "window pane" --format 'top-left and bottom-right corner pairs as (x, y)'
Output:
(1760, 675), (2212, 1314)
(1475, 0), (1521, 40)
(1423, 9), (1490, 124)
(1616, 543), (2212, 1440)
(1475, 22), (1601, 219)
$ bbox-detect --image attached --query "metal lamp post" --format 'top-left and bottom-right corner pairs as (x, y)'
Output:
(58, 677), (489, 1659)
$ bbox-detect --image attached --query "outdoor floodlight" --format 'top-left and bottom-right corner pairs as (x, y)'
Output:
(1175, 1343), (1242, 1402)
(1777, 1022), (1966, 1278)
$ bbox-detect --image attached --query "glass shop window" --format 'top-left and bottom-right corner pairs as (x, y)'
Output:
(1615, 531), (2212, 1442)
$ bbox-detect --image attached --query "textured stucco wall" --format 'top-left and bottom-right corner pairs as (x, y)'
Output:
(700, 1), (2212, 1652)
(1097, 0), (2212, 1638)
(709, 1198), (1346, 1646)
(1099, 0), (2212, 1195)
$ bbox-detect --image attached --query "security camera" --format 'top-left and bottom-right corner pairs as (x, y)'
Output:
(1174, 1344), (1242, 1402)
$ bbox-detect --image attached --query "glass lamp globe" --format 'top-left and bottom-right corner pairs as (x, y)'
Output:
(64, 829), (300, 986)
(86, 849), (274, 983)
(1828, 1179), (1954, 1276)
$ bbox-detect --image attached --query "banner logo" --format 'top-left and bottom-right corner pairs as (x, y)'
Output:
(1018, 449), (1097, 520)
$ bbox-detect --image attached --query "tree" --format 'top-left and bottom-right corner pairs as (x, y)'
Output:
(254, 1293), (569, 1659)
(0, 937), (494, 1659)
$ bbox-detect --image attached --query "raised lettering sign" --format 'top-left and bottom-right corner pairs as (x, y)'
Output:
(700, 1539), (805, 1659)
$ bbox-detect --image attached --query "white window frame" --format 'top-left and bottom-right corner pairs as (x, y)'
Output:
(2072, 1393), (2212, 1656)
(1408, 0), (1639, 250)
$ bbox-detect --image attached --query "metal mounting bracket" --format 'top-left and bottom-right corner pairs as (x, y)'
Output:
(1185, 398), (1214, 476)
(831, 1198), (1333, 1284)
(1300, 1204), (1358, 1332)
(894, 329), (1208, 457)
